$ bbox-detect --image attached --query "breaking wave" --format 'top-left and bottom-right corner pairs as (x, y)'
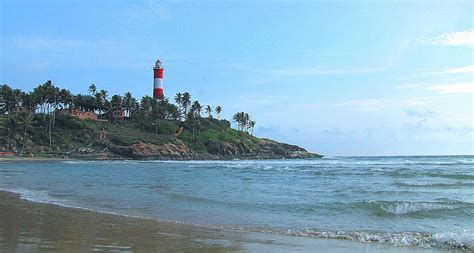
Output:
(282, 229), (473, 249)
(364, 200), (472, 216)
(395, 181), (474, 188)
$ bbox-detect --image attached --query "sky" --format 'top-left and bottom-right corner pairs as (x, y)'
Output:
(1, 0), (473, 156)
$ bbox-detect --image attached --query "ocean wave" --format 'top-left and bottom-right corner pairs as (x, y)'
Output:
(290, 229), (474, 249)
(231, 226), (474, 249)
(365, 200), (471, 216)
(424, 173), (474, 180)
(395, 180), (474, 188)
(61, 160), (140, 165)
(2, 188), (64, 205)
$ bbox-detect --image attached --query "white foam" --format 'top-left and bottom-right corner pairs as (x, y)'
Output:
(379, 202), (459, 215)
(233, 226), (474, 249)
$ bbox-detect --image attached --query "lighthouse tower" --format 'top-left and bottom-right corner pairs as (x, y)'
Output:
(153, 59), (164, 100)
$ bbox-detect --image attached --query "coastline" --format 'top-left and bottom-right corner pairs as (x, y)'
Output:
(0, 153), (322, 163)
(0, 190), (464, 253)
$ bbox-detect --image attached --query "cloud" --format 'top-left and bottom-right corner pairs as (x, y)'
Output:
(335, 99), (385, 111)
(393, 83), (426, 90)
(11, 37), (119, 51)
(437, 65), (474, 74)
(268, 65), (390, 77)
(403, 109), (435, 118)
(427, 82), (474, 94)
(394, 81), (474, 95)
(423, 30), (474, 46)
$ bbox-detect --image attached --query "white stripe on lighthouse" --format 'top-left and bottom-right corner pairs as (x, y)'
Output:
(154, 78), (163, 88)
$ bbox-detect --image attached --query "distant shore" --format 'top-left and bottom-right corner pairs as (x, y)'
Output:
(0, 190), (459, 253)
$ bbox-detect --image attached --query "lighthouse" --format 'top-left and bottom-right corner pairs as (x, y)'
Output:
(153, 59), (164, 100)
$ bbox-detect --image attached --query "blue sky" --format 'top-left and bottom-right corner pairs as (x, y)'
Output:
(1, 0), (473, 156)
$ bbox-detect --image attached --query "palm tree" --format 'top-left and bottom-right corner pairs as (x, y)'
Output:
(0, 84), (13, 114)
(181, 92), (191, 118)
(5, 116), (18, 150)
(111, 95), (123, 121)
(11, 89), (22, 114)
(99, 89), (108, 101)
(249, 120), (256, 136)
(174, 92), (182, 107)
(59, 89), (73, 110)
(88, 84), (97, 96)
(95, 93), (104, 117)
(97, 89), (108, 120)
(243, 113), (250, 132)
(191, 101), (202, 117)
(233, 112), (252, 132)
(205, 105), (213, 118)
(140, 96), (156, 115)
(18, 112), (36, 150)
(233, 112), (243, 131)
(123, 92), (134, 118)
(215, 106), (222, 120)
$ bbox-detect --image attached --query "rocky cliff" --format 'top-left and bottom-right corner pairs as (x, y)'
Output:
(68, 137), (322, 160)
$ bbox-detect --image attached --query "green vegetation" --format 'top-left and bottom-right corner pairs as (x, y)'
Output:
(0, 82), (320, 159)
(0, 82), (260, 155)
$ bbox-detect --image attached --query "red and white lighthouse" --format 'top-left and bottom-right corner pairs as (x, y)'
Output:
(153, 59), (164, 100)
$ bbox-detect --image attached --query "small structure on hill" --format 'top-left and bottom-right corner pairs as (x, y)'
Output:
(58, 109), (98, 121)
(112, 110), (126, 120)
(11, 106), (30, 113)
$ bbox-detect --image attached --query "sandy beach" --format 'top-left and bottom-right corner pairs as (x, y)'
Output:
(0, 190), (466, 253)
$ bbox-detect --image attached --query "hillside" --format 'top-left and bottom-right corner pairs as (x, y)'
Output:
(0, 114), (322, 160)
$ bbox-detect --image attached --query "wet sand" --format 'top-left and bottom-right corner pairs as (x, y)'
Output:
(0, 190), (465, 253)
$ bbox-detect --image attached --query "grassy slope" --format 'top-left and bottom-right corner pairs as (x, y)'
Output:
(0, 114), (264, 156)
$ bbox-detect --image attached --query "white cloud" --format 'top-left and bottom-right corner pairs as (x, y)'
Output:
(335, 99), (385, 111)
(11, 37), (119, 51)
(437, 65), (474, 74)
(393, 83), (426, 90)
(423, 30), (474, 46)
(427, 82), (474, 94)
(394, 82), (474, 95)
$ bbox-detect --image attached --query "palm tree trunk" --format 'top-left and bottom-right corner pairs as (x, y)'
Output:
(49, 116), (52, 150)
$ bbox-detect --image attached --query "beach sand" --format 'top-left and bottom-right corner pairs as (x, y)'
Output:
(0, 190), (464, 253)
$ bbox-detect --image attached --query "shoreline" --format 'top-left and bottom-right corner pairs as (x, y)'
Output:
(0, 155), (321, 163)
(0, 189), (464, 253)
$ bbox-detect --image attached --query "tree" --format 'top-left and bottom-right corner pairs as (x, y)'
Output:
(110, 94), (123, 120)
(0, 84), (14, 114)
(59, 89), (73, 110)
(205, 105), (213, 118)
(123, 92), (135, 118)
(5, 116), (19, 150)
(88, 84), (97, 96)
(215, 106), (222, 120)
(174, 92), (183, 119)
(233, 112), (253, 132)
(18, 112), (36, 151)
(233, 112), (243, 131)
(249, 120), (256, 136)
(181, 92), (191, 119)
(99, 89), (108, 101)
(243, 113), (250, 132)
(140, 96), (156, 115)
(190, 101), (202, 118)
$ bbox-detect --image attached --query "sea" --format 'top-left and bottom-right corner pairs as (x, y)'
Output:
(0, 156), (473, 250)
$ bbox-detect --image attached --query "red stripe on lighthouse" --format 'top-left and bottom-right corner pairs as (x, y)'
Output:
(154, 69), (163, 78)
(154, 88), (163, 98)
